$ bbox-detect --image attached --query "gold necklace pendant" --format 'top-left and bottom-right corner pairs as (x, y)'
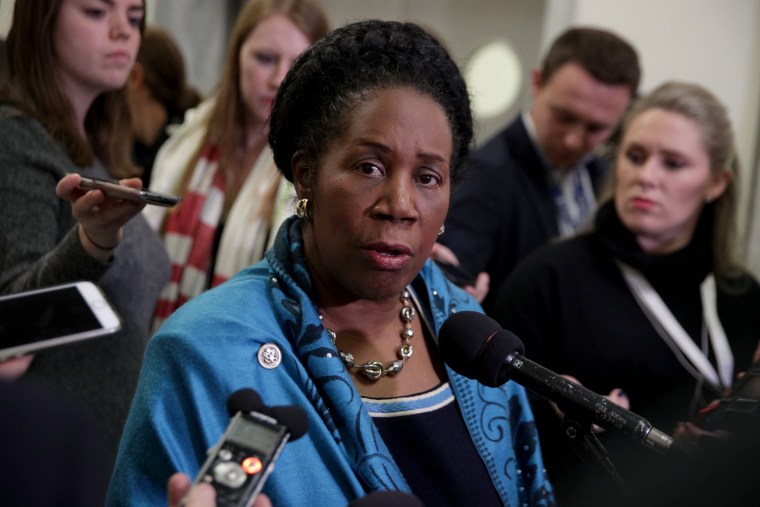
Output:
(322, 289), (415, 381)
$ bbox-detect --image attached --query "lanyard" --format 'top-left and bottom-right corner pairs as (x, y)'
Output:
(616, 260), (734, 392)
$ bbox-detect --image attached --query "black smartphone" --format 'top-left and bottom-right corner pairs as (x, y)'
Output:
(434, 259), (477, 287)
(0, 281), (122, 361)
(695, 360), (760, 431)
(78, 176), (181, 207)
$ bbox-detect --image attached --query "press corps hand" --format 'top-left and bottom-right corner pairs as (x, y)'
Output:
(0, 355), (34, 380)
(56, 173), (145, 262)
(167, 473), (272, 507)
(430, 243), (490, 303)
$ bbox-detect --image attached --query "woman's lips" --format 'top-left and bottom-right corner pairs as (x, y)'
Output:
(631, 196), (655, 211)
(363, 243), (412, 270)
(105, 51), (133, 67)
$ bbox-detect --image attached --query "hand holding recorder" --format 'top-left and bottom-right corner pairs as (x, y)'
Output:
(168, 473), (272, 507)
(189, 388), (307, 507)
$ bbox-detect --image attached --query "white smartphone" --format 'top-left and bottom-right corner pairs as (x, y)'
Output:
(0, 281), (122, 361)
(78, 175), (181, 207)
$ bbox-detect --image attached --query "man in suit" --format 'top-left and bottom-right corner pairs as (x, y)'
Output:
(438, 27), (640, 311)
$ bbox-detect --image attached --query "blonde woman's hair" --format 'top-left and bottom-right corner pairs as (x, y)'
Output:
(602, 81), (741, 278)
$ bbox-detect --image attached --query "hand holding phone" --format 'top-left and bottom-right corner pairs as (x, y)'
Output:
(78, 176), (181, 207)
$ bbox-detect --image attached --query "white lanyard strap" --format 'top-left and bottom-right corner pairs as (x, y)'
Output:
(700, 274), (734, 388)
(617, 260), (733, 391)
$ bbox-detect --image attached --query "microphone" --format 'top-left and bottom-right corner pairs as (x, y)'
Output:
(227, 388), (308, 440)
(348, 491), (426, 506)
(192, 388), (308, 506)
(438, 311), (675, 454)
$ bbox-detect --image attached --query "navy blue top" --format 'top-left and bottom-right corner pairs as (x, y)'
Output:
(365, 383), (503, 506)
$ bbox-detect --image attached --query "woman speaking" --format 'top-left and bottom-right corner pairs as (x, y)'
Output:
(109, 19), (553, 507)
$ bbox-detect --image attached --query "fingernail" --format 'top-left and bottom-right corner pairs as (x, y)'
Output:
(617, 389), (627, 398)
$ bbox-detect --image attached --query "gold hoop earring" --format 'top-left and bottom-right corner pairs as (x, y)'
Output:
(438, 225), (446, 236)
(296, 198), (310, 219)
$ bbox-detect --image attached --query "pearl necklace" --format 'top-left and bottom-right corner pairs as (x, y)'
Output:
(320, 289), (415, 381)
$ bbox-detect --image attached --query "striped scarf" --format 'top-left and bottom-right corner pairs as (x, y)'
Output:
(152, 142), (294, 330)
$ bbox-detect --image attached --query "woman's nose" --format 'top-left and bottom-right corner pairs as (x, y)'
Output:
(270, 61), (290, 89)
(374, 174), (418, 222)
(635, 158), (659, 186)
(110, 14), (131, 40)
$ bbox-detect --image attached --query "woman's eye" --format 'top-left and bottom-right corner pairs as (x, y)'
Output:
(358, 162), (381, 175)
(625, 149), (645, 165)
(417, 173), (441, 187)
(255, 53), (276, 65)
(128, 15), (143, 28)
(84, 8), (106, 19)
(664, 158), (687, 170)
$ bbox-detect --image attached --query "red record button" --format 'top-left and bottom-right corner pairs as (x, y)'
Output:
(242, 457), (263, 475)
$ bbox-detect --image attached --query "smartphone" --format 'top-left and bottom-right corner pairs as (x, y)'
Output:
(194, 410), (292, 506)
(78, 176), (181, 207)
(0, 281), (122, 361)
(696, 360), (760, 431)
(434, 259), (477, 287)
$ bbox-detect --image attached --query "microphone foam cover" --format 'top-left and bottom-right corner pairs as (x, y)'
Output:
(348, 491), (426, 507)
(479, 329), (524, 387)
(268, 405), (308, 441)
(226, 388), (265, 416)
(439, 311), (500, 378)
(438, 311), (524, 387)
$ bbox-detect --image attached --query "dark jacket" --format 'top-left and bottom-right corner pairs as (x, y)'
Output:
(440, 115), (609, 311)
(492, 202), (760, 506)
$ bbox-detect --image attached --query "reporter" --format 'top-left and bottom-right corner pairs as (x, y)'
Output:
(0, 0), (169, 478)
(144, 0), (329, 330)
(493, 81), (760, 505)
(127, 25), (203, 186)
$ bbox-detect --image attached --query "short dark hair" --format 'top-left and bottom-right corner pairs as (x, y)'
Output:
(268, 20), (473, 187)
(541, 27), (640, 96)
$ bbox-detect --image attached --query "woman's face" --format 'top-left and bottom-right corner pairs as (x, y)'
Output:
(239, 14), (311, 127)
(300, 87), (453, 302)
(614, 108), (729, 254)
(54, 0), (143, 102)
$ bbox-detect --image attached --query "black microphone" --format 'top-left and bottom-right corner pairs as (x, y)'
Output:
(227, 388), (308, 441)
(226, 387), (265, 414)
(348, 491), (426, 506)
(438, 311), (675, 454)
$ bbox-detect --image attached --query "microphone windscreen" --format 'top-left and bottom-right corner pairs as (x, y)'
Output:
(226, 388), (265, 416)
(438, 311), (524, 387)
(348, 491), (425, 507)
(268, 405), (308, 441)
